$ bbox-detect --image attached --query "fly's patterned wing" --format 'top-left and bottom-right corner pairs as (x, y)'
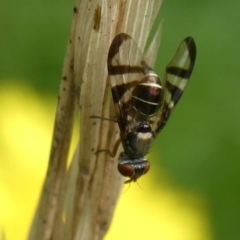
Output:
(152, 37), (196, 134)
(107, 33), (163, 134)
(107, 33), (144, 133)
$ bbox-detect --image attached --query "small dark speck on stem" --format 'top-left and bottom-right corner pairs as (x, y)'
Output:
(73, 7), (78, 13)
(93, 4), (101, 31)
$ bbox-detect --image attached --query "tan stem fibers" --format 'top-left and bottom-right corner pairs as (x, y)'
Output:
(28, 0), (162, 239)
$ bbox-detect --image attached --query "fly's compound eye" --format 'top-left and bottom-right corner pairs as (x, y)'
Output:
(118, 164), (135, 178)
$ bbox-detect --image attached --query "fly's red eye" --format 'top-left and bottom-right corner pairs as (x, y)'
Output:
(118, 164), (135, 178)
(143, 162), (150, 174)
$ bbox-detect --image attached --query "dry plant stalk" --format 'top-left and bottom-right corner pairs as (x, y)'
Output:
(28, 0), (162, 239)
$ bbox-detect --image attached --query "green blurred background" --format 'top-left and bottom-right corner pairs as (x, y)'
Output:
(1, 0), (240, 239)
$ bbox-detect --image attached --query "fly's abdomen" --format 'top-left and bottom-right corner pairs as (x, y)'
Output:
(131, 74), (163, 116)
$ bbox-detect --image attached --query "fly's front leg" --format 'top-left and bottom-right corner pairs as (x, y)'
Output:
(90, 115), (118, 123)
(90, 115), (121, 158)
(96, 138), (121, 158)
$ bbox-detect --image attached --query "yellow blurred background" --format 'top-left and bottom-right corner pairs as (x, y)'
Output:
(1, 0), (240, 240)
(0, 83), (212, 240)
(0, 82), (211, 240)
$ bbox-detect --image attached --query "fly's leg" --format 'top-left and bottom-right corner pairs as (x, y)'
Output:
(90, 115), (117, 123)
(90, 115), (121, 158)
(96, 138), (121, 158)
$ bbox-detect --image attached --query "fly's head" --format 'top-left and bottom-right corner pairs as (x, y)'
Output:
(118, 153), (150, 183)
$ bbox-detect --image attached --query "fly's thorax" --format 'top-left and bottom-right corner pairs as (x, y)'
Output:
(131, 72), (164, 116)
(118, 153), (150, 183)
(122, 121), (153, 159)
